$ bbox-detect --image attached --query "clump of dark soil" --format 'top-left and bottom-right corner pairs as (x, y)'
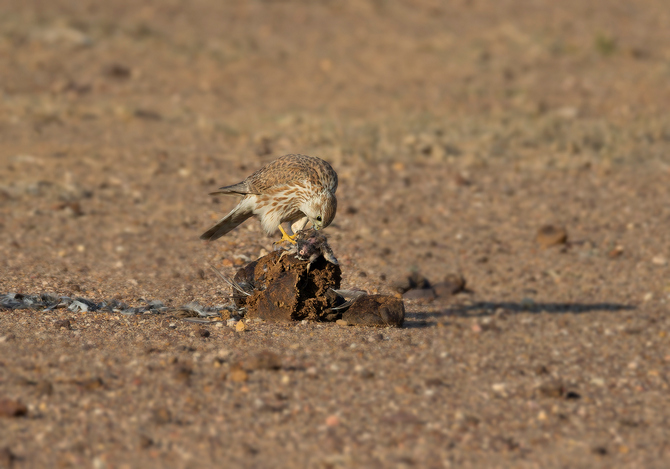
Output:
(232, 231), (405, 326)
(342, 295), (405, 327)
(233, 249), (342, 322)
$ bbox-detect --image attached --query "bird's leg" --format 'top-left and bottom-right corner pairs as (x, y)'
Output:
(276, 224), (298, 245)
(291, 217), (309, 236)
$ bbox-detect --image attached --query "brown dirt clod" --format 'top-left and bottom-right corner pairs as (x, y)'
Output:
(342, 295), (405, 327)
(536, 225), (568, 248)
(234, 250), (341, 322)
(0, 398), (27, 418)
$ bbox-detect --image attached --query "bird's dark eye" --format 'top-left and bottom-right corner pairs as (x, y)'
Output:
(316, 216), (322, 221)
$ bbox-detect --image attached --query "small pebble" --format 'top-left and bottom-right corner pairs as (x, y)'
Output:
(536, 225), (568, 248)
(652, 255), (667, 266)
(403, 288), (436, 302)
(244, 350), (282, 371)
(152, 407), (172, 425)
(325, 415), (340, 426)
(174, 365), (193, 384)
(198, 328), (210, 338)
(367, 333), (384, 342)
(0, 398), (27, 417)
(36, 381), (54, 396)
(54, 319), (71, 330)
(433, 274), (466, 297)
(391, 272), (431, 293)
(608, 245), (624, 258)
(229, 365), (249, 383)
(138, 435), (153, 449)
(78, 377), (104, 391)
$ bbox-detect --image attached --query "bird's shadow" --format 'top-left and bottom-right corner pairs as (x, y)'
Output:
(403, 300), (636, 328)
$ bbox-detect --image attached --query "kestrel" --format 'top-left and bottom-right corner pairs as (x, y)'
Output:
(200, 154), (338, 243)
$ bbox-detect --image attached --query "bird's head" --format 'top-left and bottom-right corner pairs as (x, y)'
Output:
(303, 191), (337, 231)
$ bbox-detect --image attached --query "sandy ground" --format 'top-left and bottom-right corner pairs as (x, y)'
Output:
(1, 0), (670, 467)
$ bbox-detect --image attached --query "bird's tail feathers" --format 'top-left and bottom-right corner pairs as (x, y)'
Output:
(200, 201), (253, 241)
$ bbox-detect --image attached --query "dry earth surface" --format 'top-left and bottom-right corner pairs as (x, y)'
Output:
(1, 0), (670, 467)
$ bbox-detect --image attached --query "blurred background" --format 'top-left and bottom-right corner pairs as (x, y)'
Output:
(1, 0), (669, 301)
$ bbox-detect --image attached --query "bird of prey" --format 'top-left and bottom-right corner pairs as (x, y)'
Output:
(200, 154), (338, 244)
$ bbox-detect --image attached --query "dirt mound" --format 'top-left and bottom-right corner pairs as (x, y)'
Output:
(233, 249), (342, 322)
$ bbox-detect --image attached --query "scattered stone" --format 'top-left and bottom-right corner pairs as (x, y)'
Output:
(174, 365), (193, 384)
(433, 274), (466, 297)
(336, 319), (349, 327)
(537, 380), (580, 400)
(367, 333), (384, 342)
(229, 365), (249, 383)
(391, 272), (431, 294)
(235, 321), (246, 332)
(244, 351), (282, 371)
(54, 319), (71, 330)
(104, 63), (131, 79)
(342, 295), (404, 327)
(198, 328), (210, 338)
(538, 381), (564, 399)
(402, 288), (436, 302)
(592, 446), (608, 456)
(35, 381), (54, 396)
(535, 365), (550, 375)
(491, 382), (508, 397)
(652, 255), (667, 266)
(382, 411), (423, 425)
(425, 378), (448, 387)
(536, 225), (568, 248)
(134, 109), (162, 121)
(358, 369), (375, 379)
(0, 398), (27, 418)
(608, 245), (624, 258)
(32, 26), (92, 47)
(151, 407), (172, 425)
(138, 435), (153, 449)
(325, 415), (340, 426)
(77, 377), (104, 391)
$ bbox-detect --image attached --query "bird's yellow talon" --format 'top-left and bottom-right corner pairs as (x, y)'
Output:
(277, 225), (298, 245)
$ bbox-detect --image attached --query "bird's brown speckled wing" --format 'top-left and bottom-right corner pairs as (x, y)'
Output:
(246, 154), (338, 194)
